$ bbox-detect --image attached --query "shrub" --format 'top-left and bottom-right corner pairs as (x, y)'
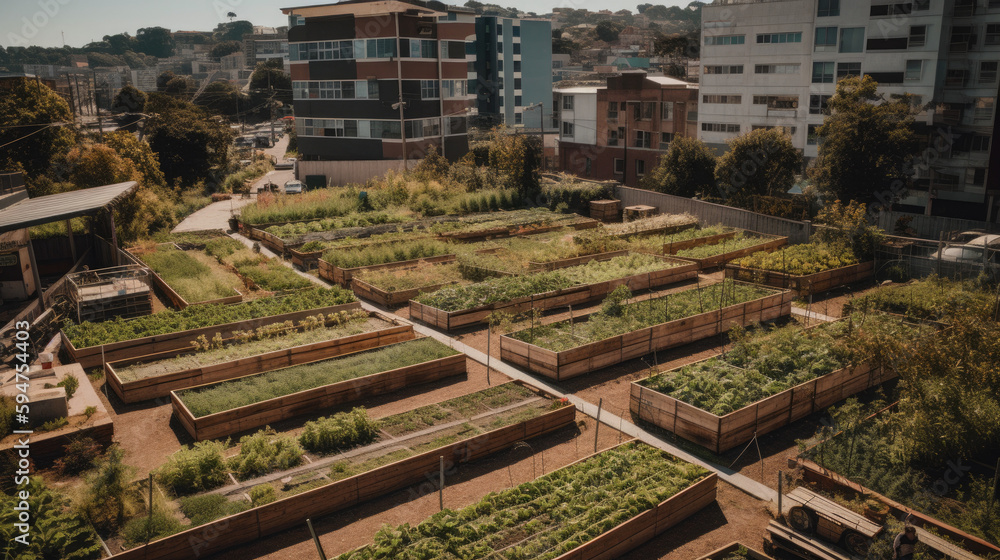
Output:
(249, 484), (277, 507)
(121, 508), (184, 547)
(155, 440), (228, 495)
(298, 408), (381, 454)
(39, 417), (68, 432)
(228, 428), (304, 480)
(0, 478), (102, 559)
(0, 395), (14, 439)
(57, 374), (80, 400)
(54, 437), (103, 476)
(178, 494), (250, 526)
(79, 446), (138, 531)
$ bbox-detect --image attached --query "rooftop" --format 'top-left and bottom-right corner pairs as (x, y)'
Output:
(0, 181), (138, 234)
(281, 0), (444, 17)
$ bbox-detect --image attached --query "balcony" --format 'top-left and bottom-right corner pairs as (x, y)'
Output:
(953, 1), (976, 17)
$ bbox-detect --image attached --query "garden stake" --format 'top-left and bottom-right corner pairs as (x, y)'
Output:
(594, 398), (603, 453)
(306, 518), (327, 560)
(486, 327), (491, 386)
(439, 455), (444, 511)
(146, 473), (153, 544)
(778, 471), (783, 517)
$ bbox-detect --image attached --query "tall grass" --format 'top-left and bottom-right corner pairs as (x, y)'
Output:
(135, 244), (241, 303)
(321, 238), (455, 269)
(177, 338), (459, 417)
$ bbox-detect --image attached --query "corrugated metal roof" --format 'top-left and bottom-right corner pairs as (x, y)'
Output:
(0, 181), (138, 234)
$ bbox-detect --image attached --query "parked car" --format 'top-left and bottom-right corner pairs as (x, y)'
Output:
(283, 180), (304, 194)
(965, 234), (1000, 248)
(949, 230), (987, 243)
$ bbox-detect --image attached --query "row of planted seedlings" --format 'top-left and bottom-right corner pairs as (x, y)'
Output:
(630, 311), (931, 453)
(336, 441), (718, 560)
(111, 382), (580, 560)
(790, 278), (1000, 556)
(622, 223), (788, 270)
(126, 235), (314, 309)
(60, 286), (358, 368)
(500, 279), (794, 381)
(410, 252), (698, 331)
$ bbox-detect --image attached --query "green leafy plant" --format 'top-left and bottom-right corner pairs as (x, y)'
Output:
(132, 243), (242, 303)
(228, 428), (304, 480)
(0, 478), (102, 560)
(299, 408), (381, 454)
(121, 507), (183, 547)
(178, 494), (250, 526)
(249, 485), (277, 507)
(733, 242), (858, 275)
(155, 440), (229, 495)
(54, 437), (103, 476)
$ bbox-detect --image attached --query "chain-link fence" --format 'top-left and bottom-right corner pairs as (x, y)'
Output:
(874, 234), (1000, 283)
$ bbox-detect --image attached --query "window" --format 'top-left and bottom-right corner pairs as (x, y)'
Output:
(755, 63), (800, 74)
(974, 97), (995, 121)
(701, 122), (740, 133)
(562, 95), (574, 110)
(420, 80), (439, 99)
(757, 32), (803, 44)
(292, 80), (379, 100)
(980, 61), (999, 84)
(909, 25), (926, 47)
(403, 38), (437, 58)
(705, 34), (745, 46)
(837, 62), (861, 78)
(635, 130), (651, 148)
(839, 28), (864, 52)
(562, 121), (574, 136)
(608, 101), (618, 120)
(514, 112), (522, 125)
(635, 159), (646, 177)
(812, 61), (835, 83)
(815, 27), (838, 49)
(608, 127), (624, 146)
(613, 158), (625, 174)
(659, 132), (674, 149)
(514, 95), (521, 106)
(871, 4), (913, 16)
(441, 79), (467, 98)
(704, 65), (744, 74)
(513, 60), (521, 72)
(702, 95), (742, 104)
(370, 120), (401, 139)
(967, 168), (986, 187)
(946, 68), (969, 87)
(971, 135), (991, 152)
(987, 24), (1000, 46)
(498, 60), (503, 72)
(807, 124), (821, 145)
(951, 26), (975, 50)
(905, 60), (923, 81)
(497, 41), (503, 53)
(753, 95), (798, 109)
(640, 102), (655, 120)
(809, 95), (832, 115)
(512, 25), (520, 37)
(513, 43), (521, 54)
(369, 38), (397, 58)
(662, 102), (674, 119)
(514, 78), (521, 90)
(817, 0), (839, 16)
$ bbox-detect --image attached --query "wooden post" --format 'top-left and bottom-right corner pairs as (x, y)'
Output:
(486, 327), (491, 386)
(306, 518), (327, 560)
(593, 398), (603, 453)
(26, 238), (45, 311)
(65, 219), (77, 262)
(989, 457), (1000, 514)
(439, 455), (445, 511)
(146, 473), (153, 543)
(778, 470), (783, 518)
(109, 211), (120, 266)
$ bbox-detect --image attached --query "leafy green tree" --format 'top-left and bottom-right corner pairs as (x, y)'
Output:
(640, 136), (716, 197)
(196, 81), (247, 116)
(136, 26), (174, 58)
(103, 33), (137, 55)
(215, 20), (253, 42)
(210, 40), (242, 59)
(715, 128), (802, 205)
(79, 446), (138, 531)
(250, 58), (292, 107)
(0, 78), (75, 181)
(144, 93), (235, 184)
(813, 75), (920, 204)
(104, 131), (166, 188)
(111, 84), (146, 131)
(595, 20), (624, 42)
(487, 127), (540, 202)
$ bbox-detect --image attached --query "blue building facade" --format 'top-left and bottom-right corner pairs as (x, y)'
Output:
(472, 16), (553, 130)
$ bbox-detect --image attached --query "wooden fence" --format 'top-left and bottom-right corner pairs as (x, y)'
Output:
(631, 360), (890, 453)
(410, 256), (698, 331)
(105, 312), (412, 403)
(171, 349), (467, 441)
(615, 186), (813, 244)
(724, 261), (874, 297)
(500, 287), (793, 380)
(107, 402), (577, 560)
(61, 301), (362, 369)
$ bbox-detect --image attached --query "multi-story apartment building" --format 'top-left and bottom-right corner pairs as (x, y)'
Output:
(556, 72), (699, 186)
(472, 16), (554, 129)
(698, 0), (1000, 220)
(243, 26), (291, 72)
(281, 0), (476, 179)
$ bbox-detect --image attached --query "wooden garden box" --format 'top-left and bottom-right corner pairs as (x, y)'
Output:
(320, 254), (457, 287)
(696, 543), (773, 560)
(171, 342), (467, 441)
(61, 301), (362, 369)
(410, 255), (698, 332)
(667, 235), (788, 270)
(725, 261), (874, 297)
(631, 359), (890, 453)
(623, 205), (658, 222)
(104, 311), (413, 403)
(107, 398), (576, 560)
(589, 199), (620, 222)
(500, 285), (793, 380)
(126, 245), (243, 310)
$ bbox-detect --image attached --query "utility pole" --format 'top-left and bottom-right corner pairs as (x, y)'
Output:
(66, 75), (76, 123)
(94, 90), (105, 143)
(394, 12), (408, 168)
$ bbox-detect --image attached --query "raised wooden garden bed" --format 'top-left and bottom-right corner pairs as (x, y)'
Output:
(725, 261), (874, 297)
(696, 542), (773, 560)
(351, 275), (451, 307)
(105, 311), (413, 404)
(662, 230), (740, 253)
(437, 216), (598, 241)
(500, 285), (793, 380)
(319, 253), (457, 287)
(170, 342), (467, 441)
(589, 199), (620, 222)
(631, 360), (889, 453)
(410, 256), (698, 331)
(527, 249), (631, 272)
(61, 301), (362, 369)
(668, 235), (788, 270)
(126, 245), (244, 310)
(623, 205), (658, 222)
(289, 246), (323, 270)
(107, 400), (576, 560)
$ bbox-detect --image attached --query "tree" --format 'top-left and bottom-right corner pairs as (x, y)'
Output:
(639, 136), (716, 197)
(111, 84), (146, 131)
(63, 144), (141, 189)
(595, 20), (624, 43)
(715, 128), (802, 205)
(79, 446), (138, 531)
(210, 40), (242, 59)
(637, 3), (652, 13)
(215, 20), (253, 42)
(103, 33), (137, 55)
(144, 93), (235, 185)
(196, 81), (246, 116)
(487, 127), (540, 203)
(250, 58), (292, 107)
(104, 131), (166, 188)
(136, 26), (174, 58)
(0, 78), (75, 180)
(812, 75), (920, 204)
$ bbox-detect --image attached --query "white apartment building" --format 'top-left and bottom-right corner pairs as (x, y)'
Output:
(553, 86), (601, 146)
(699, 0), (1000, 219)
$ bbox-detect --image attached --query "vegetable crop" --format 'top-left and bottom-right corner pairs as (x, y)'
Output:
(733, 242), (857, 275)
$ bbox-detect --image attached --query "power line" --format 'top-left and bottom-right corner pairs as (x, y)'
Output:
(0, 124), (64, 150)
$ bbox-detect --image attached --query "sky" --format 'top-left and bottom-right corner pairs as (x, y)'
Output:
(2, 0), (691, 49)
